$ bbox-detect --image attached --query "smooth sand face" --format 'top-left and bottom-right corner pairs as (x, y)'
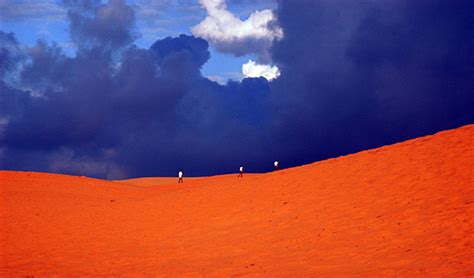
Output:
(116, 174), (261, 187)
(1, 125), (473, 276)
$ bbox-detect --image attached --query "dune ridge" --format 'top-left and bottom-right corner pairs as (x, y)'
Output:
(1, 124), (473, 276)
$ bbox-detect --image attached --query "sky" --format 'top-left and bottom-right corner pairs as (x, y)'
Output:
(1, 0), (473, 179)
(0, 0), (276, 83)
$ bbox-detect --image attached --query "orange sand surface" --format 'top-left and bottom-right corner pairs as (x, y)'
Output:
(117, 174), (260, 187)
(116, 176), (194, 186)
(1, 125), (473, 276)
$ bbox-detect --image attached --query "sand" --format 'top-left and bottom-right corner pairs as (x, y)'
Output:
(1, 124), (473, 276)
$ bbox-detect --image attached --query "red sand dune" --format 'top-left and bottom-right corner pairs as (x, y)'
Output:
(1, 124), (473, 276)
(116, 176), (194, 186)
(117, 174), (261, 187)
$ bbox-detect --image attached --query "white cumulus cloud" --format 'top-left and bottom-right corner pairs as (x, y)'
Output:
(242, 60), (280, 81)
(191, 0), (282, 61)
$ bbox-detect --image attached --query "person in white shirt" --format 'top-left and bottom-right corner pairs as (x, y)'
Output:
(274, 160), (279, 171)
(238, 166), (244, 177)
(178, 170), (183, 183)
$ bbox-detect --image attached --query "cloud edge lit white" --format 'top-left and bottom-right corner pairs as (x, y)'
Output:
(242, 60), (280, 81)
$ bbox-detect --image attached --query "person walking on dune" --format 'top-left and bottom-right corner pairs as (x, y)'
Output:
(274, 160), (279, 171)
(238, 166), (244, 177)
(178, 169), (183, 183)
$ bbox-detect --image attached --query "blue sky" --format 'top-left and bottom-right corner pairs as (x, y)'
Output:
(0, 0), (276, 83)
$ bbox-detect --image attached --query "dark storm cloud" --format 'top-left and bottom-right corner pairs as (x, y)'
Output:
(268, 0), (474, 166)
(64, 0), (137, 48)
(0, 0), (272, 178)
(1, 0), (473, 179)
(0, 31), (23, 78)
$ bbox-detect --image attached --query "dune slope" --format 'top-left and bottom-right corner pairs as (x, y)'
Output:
(1, 124), (473, 276)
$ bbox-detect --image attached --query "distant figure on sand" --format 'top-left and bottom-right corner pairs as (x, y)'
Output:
(238, 166), (244, 177)
(274, 161), (279, 171)
(178, 170), (183, 183)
